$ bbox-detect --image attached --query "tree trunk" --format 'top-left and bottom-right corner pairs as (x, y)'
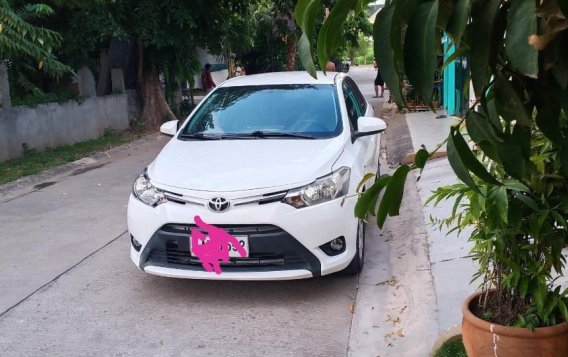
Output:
(286, 36), (297, 71)
(0, 60), (12, 108)
(96, 48), (111, 96)
(141, 66), (177, 130)
(285, 12), (297, 71)
(172, 82), (182, 114)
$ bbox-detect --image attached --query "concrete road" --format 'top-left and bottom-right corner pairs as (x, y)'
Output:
(0, 66), (388, 357)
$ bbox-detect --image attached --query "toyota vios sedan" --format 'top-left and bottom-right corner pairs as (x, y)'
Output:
(128, 71), (387, 280)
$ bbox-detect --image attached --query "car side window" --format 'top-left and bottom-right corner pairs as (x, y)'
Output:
(343, 83), (362, 131)
(344, 78), (367, 114)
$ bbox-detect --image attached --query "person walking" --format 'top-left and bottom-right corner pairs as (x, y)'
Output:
(374, 65), (385, 98)
(201, 63), (216, 92)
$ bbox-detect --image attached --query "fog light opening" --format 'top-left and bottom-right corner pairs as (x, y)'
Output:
(320, 236), (346, 256)
(330, 238), (344, 251)
(131, 234), (142, 252)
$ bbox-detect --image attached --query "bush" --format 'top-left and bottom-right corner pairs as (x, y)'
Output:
(433, 335), (467, 357)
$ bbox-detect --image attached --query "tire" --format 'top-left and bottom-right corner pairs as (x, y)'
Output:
(375, 160), (382, 182)
(344, 219), (365, 275)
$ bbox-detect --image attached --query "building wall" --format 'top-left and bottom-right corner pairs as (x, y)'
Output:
(194, 47), (229, 89)
(0, 94), (129, 162)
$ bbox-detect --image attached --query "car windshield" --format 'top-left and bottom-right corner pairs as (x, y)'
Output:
(180, 84), (341, 139)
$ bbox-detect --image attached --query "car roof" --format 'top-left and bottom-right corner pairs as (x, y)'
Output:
(220, 71), (344, 87)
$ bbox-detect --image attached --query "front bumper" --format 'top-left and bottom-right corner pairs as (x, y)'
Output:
(128, 188), (358, 280)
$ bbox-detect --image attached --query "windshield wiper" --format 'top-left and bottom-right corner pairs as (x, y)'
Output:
(178, 133), (223, 140)
(229, 131), (316, 139)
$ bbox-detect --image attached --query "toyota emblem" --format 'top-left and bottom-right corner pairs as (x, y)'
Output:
(207, 197), (231, 213)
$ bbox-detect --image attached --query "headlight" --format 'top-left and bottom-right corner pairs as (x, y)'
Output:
(132, 171), (166, 207)
(284, 167), (350, 208)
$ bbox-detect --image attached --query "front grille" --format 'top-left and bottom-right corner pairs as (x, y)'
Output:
(140, 224), (321, 275)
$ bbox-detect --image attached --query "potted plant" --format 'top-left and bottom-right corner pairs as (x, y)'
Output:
(295, 0), (568, 355)
(426, 128), (568, 356)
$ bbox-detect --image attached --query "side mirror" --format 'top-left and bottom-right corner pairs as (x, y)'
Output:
(352, 117), (387, 142)
(160, 120), (179, 137)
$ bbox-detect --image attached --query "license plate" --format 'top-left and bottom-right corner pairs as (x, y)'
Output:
(190, 235), (249, 258)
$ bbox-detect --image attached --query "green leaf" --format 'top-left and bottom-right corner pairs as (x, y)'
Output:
(520, 278), (530, 298)
(447, 128), (480, 193)
(505, 0), (538, 78)
(469, 0), (500, 97)
(494, 72), (532, 129)
(298, 34), (317, 78)
(559, 300), (568, 323)
(295, 0), (321, 78)
(356, 173), (377, 193)
(355, 0), (375, 15)
(514, 193), (539, 211)
(482, 94), (503, 132)
(559, 145), (568, 178)
(376, 165), (411, 228)
(317, 0), (358, 71)
(504, 181), (529, 192)
(354, 175), (391, 218)
(508, 198), (522, 231)
(414, 148), (429, 179)
(478, 142), (501, 163)
(552, 211), (568, 230)
(534, 283), (546, 313)
(374, 4), (405, 105)
(437, 0), (455, 30)
(498, 141), (526, 179)
(465, 110), (502, 145)
(441, 45), (468, 72)
(392, 0), (418, 74)
(491, 186), (508, 223)
(448, 127), (501, 186)
(403, 0), (439, 106)
(489, 5), (509, 68)
(536, 92), (563, 146)
(446, 0), (470, 47)
(511, 125), (531, 162)
(451, 192), (465, 217)
(414, 148), (429, 169)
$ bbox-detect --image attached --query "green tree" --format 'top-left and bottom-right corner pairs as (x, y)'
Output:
(24, 0), (259, 128)
(0, 0), (70, 107)
(241, 0), (370, 74)
(0, 0), (68, 76)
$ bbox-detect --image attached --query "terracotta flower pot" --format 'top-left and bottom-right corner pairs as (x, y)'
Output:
(462, 291), (568, 357)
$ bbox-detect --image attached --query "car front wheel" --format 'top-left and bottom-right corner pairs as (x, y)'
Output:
(344, 219), (365, 275)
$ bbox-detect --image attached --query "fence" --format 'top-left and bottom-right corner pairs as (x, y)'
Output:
(0, 94), (130, 162)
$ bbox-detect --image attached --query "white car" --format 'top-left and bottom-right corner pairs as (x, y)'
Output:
(128, 71), (386, 280)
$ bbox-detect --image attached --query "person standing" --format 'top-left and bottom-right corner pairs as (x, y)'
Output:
(374, 65), (385, 98)
(201, 63), (216, 92)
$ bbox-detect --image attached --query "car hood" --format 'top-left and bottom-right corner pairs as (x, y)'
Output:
(147, 138), (345, 192)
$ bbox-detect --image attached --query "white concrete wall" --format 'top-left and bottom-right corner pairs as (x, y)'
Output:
(0, 94), (129, 162)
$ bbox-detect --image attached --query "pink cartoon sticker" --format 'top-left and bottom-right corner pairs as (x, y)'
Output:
(190, 215), (247, 274)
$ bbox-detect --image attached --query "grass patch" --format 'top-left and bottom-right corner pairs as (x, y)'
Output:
(0, 129), (143, 185)
(433, 335), (467, 357)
